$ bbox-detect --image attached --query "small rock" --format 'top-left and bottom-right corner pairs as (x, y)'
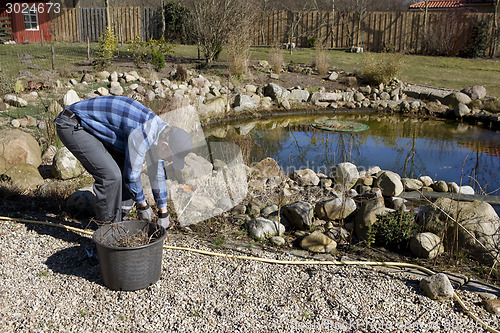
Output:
(300, 231), (337, 253)
(247, 217), (285, 240)
(420, 273), (454, 300)
(63, 89), (80, 106)
(482, 299), (500, 315)
(328, 72), (338, 81)
(291, 169), (319, 186)
(270, 236), (286, 246)
(432, 180), (448, 192)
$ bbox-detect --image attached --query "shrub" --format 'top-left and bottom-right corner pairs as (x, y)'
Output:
(361, 53), (403, 85)
(368, 210), (419, 248)
(127, 36), (147, 68)
(151, 48), (166, 72)
(307, 36), (317, 48)
(93, 26), (118, 71)
(164, 0), (191, 43)
(127, 37), (173, 71)
(460, 20), (489, 58)
(315, 48), (330, 76)
(269, 46), (283, 74)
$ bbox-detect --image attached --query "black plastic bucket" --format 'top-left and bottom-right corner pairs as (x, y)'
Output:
(93, 220), (166, 291)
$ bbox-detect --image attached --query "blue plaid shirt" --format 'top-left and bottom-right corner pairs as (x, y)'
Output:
(67, 96), (169, 207)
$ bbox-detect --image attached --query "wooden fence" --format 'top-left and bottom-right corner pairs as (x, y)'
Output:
(251, 10), (498, 56)
(49, 8), (499, 57)
(49, 7), (162, 43)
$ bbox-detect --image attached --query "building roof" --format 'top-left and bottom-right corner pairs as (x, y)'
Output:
(409, 0), (495, 10)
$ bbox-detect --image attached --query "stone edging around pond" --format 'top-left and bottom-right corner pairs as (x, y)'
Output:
(1, 67), (499, 130)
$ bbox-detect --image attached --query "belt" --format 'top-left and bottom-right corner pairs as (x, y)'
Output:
(62, 109), (79, 124)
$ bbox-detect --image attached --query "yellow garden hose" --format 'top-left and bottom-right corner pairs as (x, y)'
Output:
(1, 216), (498, 333)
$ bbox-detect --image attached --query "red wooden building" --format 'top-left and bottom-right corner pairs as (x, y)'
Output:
(0, 1), (53, 43)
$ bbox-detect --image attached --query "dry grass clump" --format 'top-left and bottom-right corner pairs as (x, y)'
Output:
(268, 46), (284, 74)
(174, 64), (188, 82)
(484, 98), (500, 113)
(361, 53), (403, 85)
(315, 47), (331, 76)
(227, 34), (251, 79)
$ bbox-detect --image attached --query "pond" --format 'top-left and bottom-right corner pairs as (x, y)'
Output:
(206, 112), (500, 196)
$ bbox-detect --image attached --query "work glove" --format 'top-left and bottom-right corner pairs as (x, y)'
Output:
(137, 203), (154, 222)
(158, 211), (170, 230)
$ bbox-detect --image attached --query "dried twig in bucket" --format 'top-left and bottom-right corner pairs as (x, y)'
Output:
(115, 229), (150, 247)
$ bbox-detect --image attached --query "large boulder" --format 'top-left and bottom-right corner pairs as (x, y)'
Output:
(355, 198), (385, 241)
(251, 157), (283, 179)
(3, 94), (28, 107)
(454, 103), (470, 117)
(233, 94), (258, 111)
(331, 162), (359, 191)
(64, 185), (96, 218)
(402, 178), (423, 191)
(1, 163), (44, 189)
(419, 197), (500, 264)
(291, 168), (319, 186)
(263, 83), (289, 101)
(281, 201), (314, 230)
(203, 96), (226, 116)
(288, 89), (310, 102)
(51, 147), (85, 180)
(442, 92), (471, 107)
(315, 197), (357, 221)
(175, 153), (213, 183)
(410, 232), (444, 259)
(310, 92), (342, 104)
(461, 85), (487, 100)
(375, 171), (403, 197)
(0, 129), (42, 174)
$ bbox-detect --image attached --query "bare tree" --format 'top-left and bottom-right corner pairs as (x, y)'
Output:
(408, 0), (431, 33)
(184, 0), (258, 63)
(492, 0), (499, 57)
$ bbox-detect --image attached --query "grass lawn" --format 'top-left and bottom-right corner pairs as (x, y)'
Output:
(1, 43), (499, 97)
(174, 44), (500, 97)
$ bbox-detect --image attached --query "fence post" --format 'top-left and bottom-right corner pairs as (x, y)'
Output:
(41, 29), (44, 46)
(51, 44), (55, 71)
(87, 37), (90, 61)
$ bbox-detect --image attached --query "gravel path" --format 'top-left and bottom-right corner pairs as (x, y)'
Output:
(1, 220), (499, 332)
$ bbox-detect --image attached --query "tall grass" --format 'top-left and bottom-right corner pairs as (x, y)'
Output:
(315, 47), (331, 76)
(268, 46), (284, 74)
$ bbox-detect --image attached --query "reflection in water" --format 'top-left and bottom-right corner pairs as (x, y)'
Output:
(206, 113), (500, 195)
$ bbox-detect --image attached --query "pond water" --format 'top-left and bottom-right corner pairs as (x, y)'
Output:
(205, 112), (500, 196)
